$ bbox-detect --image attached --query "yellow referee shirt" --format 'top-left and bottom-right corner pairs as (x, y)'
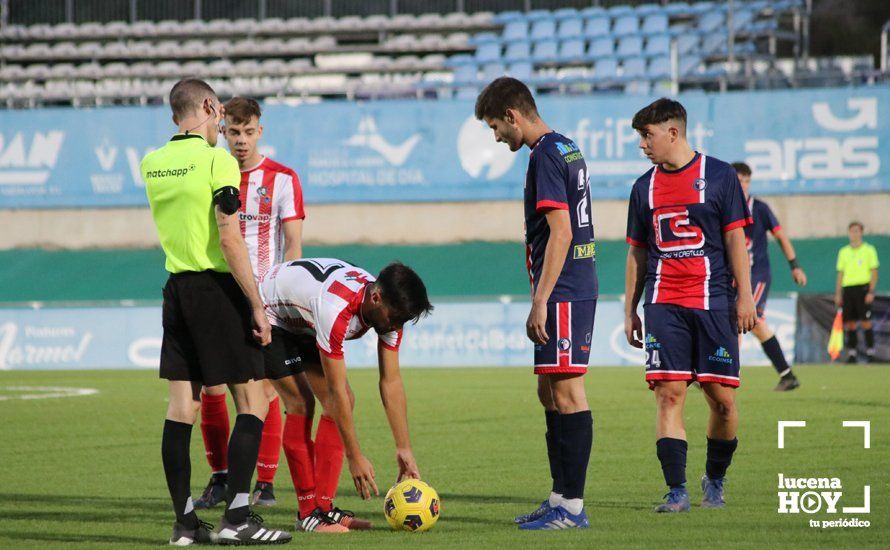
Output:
(836, 242), (879, 287)
(141, 134), (241, 273)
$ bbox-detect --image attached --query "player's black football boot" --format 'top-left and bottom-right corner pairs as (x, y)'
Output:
(251, 482), (277, 507)
(217, 511), (292, 545)
(169, 519), (218, 546)
(194, 475), (227, 509)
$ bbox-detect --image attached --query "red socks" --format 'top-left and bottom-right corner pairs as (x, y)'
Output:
(199, 392), (230, 473)
(282, 413), (317, 518)
(256, 397), (282, 484)
(314, 415), (345, 512)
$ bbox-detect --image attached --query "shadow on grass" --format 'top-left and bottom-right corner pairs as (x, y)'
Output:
(0, 493), (170, 512)
(439, 493), (539, 505)
(0, 531), (159, 546)
(439, 493), (651, 511)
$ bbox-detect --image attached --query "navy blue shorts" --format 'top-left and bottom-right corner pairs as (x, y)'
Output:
(643, 303), (740, 389)
(534, 300), (596, 375)
(751, 275), (770, 320)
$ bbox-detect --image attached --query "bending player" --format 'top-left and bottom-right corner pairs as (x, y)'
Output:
(732, 162), (807, 391)
(259, 258), (433, 532)
(194, 97), (315, 511)
(624, 99), (757, 513)
(476, 77), (597, 531)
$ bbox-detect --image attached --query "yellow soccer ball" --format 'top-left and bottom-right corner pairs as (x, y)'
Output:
(383, 479), (440, 532)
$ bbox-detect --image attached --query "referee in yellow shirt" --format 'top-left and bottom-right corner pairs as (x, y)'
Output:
(141, 78), (290, 545)
(835, 221), (880, 363)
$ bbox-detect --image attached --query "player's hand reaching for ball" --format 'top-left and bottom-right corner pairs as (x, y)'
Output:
(526, 301), (549, 345)
(396, 448), (420, 482)
(252, 307), (272, 346)
(349, 453), (379, 500)
(625, 311), (643, 348)
(736, 294), (757, 334)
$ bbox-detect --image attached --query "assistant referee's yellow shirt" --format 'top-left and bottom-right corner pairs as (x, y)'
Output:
(836, 242), (880, 287)
(141, 134), (241, 274)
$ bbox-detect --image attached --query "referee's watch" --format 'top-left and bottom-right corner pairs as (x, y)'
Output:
(788, 258), (800, 270)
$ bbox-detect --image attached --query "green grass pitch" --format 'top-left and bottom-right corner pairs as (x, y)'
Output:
(0, 365), (887, 549)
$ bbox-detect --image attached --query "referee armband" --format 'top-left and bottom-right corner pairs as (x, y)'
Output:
(213, 186), (241, 215)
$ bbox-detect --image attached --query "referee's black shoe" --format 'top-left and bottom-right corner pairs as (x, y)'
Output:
(218, 512), (292, 545)
(194, 475), (227, 509)
(170, 520), (218, 546)
(774, 373), (800, 392)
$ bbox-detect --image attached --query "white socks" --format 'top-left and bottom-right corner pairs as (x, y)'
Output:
(548, 492), (584, 515)
(562, 498), (584, 515)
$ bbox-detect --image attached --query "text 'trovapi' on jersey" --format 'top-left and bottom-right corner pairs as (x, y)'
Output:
(238, 157), (305, 280)
(626, 153), (752, 310)
(259, 258), (401, 360)
(523, 132), (598, 302)
(745, 196), (781, 278)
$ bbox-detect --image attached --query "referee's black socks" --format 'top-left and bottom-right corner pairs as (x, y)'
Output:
(761, 336), (793, 378)
(162, 419), (199, 529)
(225, 414), (264, 525)
(865, 328), (875, 355)
(846, 329), (859, 355)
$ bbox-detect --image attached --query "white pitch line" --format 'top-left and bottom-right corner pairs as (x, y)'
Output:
(0, 386), (99, 401)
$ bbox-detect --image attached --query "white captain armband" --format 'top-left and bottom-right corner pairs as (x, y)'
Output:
(213, 186), (241, 215)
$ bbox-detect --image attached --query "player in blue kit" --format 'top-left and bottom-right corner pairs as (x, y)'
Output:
(475, 77), (597, 530)
(732, 162), (807, 391)
(624, 99), (757, 513)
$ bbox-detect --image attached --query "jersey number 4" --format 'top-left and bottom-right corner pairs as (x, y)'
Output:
(653, 206), (704, 252)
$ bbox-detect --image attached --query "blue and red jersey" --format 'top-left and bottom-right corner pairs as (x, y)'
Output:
(745, 196), (781, 280)
(626, 153), (752, 310)
(524, 132), (598, 303)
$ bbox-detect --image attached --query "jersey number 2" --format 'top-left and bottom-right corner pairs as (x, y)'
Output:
(576, 168), (592, 228)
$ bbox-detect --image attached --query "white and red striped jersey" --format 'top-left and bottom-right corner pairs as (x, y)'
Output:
(260, 258), (403, 360)
(238, 157), (305, 279)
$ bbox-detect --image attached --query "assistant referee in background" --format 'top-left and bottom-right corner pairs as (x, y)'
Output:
(141, 78), (291, 545)
(835, 221), (880, 364)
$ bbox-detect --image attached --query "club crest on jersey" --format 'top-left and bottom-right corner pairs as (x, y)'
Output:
(558, 338), (571, 351)
(256, 186), (272, 204)
(693, 178), (707, 191)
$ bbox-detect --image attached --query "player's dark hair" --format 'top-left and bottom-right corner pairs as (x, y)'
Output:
(376, 262), (434, 325)
(849, 221), (864, 231)
(632, 98), (687, 132)
(731, 162), (752, 177)
(225, 96), (262, 125)
(169, 78), (217, 123)
(474, 77), (539, 121)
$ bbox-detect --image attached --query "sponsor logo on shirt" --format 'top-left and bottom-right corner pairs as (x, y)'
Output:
(239, 212), (272, 223)
(573, 242), (596, 260)
(143, 164), (195, 179)
(555, 141), (583, 163)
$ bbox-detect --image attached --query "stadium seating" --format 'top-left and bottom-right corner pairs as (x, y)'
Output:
(0, 0), (813, 106)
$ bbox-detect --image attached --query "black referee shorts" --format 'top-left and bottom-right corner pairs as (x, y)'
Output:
(160, 270), (265, 386)
(263, 326), (321, 379)
(842, 284), (872, 323)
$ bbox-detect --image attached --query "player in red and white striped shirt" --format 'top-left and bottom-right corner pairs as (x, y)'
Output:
(194, 97), (315, 515)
